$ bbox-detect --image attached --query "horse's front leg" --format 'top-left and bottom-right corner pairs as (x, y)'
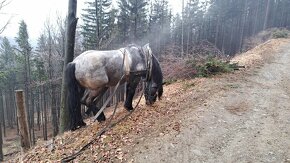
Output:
(124, 76), (141, 111)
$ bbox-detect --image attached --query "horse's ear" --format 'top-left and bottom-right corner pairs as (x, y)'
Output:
(143, 43), (150, 51)
(142, 43), (151, 54)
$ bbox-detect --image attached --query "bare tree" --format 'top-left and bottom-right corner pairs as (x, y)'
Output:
(0, 121), (3, 161)
(0, 0), (12, 34)
(181, 0), (184, 56)
(263, 0), (271, 30)
(60, 0), (78, 133)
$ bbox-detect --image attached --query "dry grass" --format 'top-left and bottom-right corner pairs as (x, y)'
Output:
(231, 38), (290, 67)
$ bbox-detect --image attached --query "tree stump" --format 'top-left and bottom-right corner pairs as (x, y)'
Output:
(15, 90), (30, 151)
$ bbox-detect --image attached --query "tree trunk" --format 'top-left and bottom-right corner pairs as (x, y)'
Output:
(214, 15), (220, 47)
(60, 0), (78, 133)
(37, 87), (41, 131)
(6, 91), (14, 129)
(0, 92), (6, 137)
(181, 0), (184, 56)
(263, 0), (271, 30)
(51, 85), (58, 136)
(239, 0), (248, 53)
(0, 121), (3, 161)
(1, 93), (6, 137)
(252, 2), (259, 35)
(42, 85), (47, 141)
(30, 90), (35, 145)
(47, 28), (59, 136)
(15, 90), (30, 151)
(95, 0), (100, 49)
(24, 47), (32, 143)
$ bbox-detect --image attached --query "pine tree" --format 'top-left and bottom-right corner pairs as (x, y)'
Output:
(81, 0), (115, 50)
(0, 37), (16, 88)
(148, 0), (171, 55)
(15, 20), (32, 138)
(172, 13), (182, 48)
(117, 0), (148, 43)
(0, 37), (17, 129)
(183, 0), (203, 53)
(117, 0), (131, 45)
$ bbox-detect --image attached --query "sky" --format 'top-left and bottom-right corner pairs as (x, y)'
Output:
(0, 0), (183, 42)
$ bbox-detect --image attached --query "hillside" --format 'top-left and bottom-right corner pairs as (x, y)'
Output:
(5, 38), (290, 162)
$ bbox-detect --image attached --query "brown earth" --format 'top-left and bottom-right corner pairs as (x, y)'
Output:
(4, 38), (290, 162)
(129, 38), (290, 163)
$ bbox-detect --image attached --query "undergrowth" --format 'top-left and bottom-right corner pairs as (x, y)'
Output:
(187, 56), (238, 77)
(272, 29), (289, 38)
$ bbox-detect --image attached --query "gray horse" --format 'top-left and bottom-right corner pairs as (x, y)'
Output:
(65, 44), (163, 131)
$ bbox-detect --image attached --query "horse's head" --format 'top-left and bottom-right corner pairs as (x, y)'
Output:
(144, 80), (160, 105)
(142, 43), (163, 105)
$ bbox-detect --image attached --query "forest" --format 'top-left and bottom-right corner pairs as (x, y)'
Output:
(0, 0), (290, 160)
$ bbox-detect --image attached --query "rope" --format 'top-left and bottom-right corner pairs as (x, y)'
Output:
(93, 74), (125, 122)
(61, 92), (144, 162)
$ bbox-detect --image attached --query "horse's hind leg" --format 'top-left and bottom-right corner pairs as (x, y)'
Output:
(90, 105), (106, 122)
(83, 87), (108, 122)
(84, 104), (106, 122)
(92, 87), (108, 122)
(76, 86), (86, 128)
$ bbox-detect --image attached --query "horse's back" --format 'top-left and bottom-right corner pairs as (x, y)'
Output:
(73, 50), (121, 63)
(73, 50), (124, 89)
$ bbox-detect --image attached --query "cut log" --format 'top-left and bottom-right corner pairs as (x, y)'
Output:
(15, 90), (30, 151)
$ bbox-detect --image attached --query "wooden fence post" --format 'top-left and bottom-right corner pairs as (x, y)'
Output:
(15, 90), (30, 151)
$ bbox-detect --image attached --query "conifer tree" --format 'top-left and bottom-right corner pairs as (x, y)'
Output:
(81, 0), (115, 50)
(148, 0), (171, 55)
(117, 0), (148, 43)
(15, 20), (32, 136)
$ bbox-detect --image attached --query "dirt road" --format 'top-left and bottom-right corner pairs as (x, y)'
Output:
(127, 39), (290, 163)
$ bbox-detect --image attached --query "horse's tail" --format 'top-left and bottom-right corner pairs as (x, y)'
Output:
(158, 84), (163, 100)
(66, 62), (81, 130)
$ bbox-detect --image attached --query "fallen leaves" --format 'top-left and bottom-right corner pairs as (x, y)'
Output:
(7, 76), (203, 162)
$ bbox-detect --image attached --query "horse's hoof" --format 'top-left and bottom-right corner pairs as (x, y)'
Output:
(97, 116), (106, 122)
(124, 104), (134, 111)
(85, 110), (90, 116)
(71, 122), (86, 131)
(79, 121), (86, 127)
(124, 105), (133, 111)
(98, 120), (105, 124)
(71, 125), (79, 131)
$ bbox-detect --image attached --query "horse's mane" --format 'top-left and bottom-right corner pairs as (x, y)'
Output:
(127, 43), (139, 48)
(125, 44), (146, 64)
(151, 55), (163, 99)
